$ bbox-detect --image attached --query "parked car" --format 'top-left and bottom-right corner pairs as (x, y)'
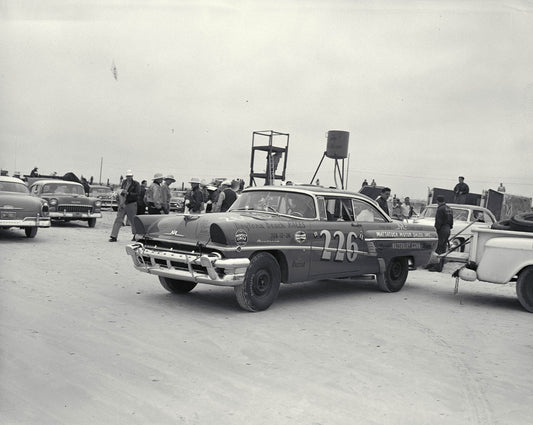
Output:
(29, 179), (102, 227)
(89, 184), (118, 211)
(169, 189), (186, 212)
(0, 176), (50, 238)
(126, 185), (437, 311)
(412, 203), (497, 253)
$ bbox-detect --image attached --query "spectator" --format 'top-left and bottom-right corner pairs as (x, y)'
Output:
(497, 182), (506, 193)
(361, 179), (368, 187)
(30, 166), (39, 177)
(109, 170), (140, 242)
(137, 180), (147, 215)
(402, 197), (415, 219)
(434, 195), (454, 256)
(376, 187), (391, 215)
(205, 183), (219, 213)
(370, 179), (376, 187)
(214, 179), (239, 212)
(161, 174), (175, 214)
(453, 176), (469, 204)
(145, 173), (164, 214)
(185, 177), (204, 213)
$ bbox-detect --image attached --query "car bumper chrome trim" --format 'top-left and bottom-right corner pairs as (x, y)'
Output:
(125, 243), (250, 287)
(49, 212), (102, 218)
(0, 218), (51, 227)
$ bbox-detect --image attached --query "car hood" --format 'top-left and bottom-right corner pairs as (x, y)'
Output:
(40, 194), (96, 205)
(135, 211), (301, 245)
(0, 192), (45, 210)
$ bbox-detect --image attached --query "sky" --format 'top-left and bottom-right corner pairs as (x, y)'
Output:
(1, 0), (532, 200)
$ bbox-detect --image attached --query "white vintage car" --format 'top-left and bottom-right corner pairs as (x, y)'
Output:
(413, 203), (497, 253)
(455, 223), (533, 313)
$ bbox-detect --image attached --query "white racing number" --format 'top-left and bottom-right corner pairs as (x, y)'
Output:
(320, 230), (359, 262)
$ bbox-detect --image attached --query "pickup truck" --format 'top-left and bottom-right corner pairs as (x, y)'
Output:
(454, 226), (533, 312)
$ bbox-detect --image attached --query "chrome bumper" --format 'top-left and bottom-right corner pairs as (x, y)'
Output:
(50, 212), (102, 218)
(125, 243), (250, 287)
(0, 217), (51, 227)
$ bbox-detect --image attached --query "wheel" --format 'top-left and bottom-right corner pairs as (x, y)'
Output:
(234, 252), (281, 312)
(24, 227), (38, 238)
(516, 266), (533, 312)
(378, 257), (409, 292)
(510, 213), (533, 232)
(449, 237), (465, 252)
(87, 218), (96, 228)
(158, 276), (197, 293)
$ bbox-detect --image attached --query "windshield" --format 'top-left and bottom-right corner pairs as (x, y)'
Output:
(0, 181), (29, 194)
(230, 190), (316, 218)
(41, 183), (85, 196)
(421, 206), (469, 221)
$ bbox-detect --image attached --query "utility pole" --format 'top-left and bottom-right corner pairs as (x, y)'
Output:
(99, 157), (103, 185)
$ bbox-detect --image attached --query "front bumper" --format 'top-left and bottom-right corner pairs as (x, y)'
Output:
(0, 217), (51, 228)
(50, 212), (102, 219)
(125, 243), (250, 287)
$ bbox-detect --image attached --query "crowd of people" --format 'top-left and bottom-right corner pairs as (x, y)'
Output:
(108, 170), (243, 242)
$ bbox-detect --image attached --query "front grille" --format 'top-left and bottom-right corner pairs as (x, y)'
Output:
(57, 205), (92, 213)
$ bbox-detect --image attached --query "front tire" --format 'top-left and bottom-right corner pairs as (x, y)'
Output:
(516, 266), (533, 312)
(88, 218), (96, 228)
(158, 276), (197, 293)
(25, 227), (38, 238)
(234, 252), (281, 312)
(378, 257), (408, 292)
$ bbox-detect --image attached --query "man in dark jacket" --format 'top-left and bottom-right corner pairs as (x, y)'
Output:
(109, 170), (140, 242)
(214, 179), (238, 212)
(376, 187), (391, 216)
(453, 176), (469, 204)
(434, 195), (453, 254)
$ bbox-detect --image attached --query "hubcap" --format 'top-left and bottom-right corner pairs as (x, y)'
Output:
(252, 270), (271, 297)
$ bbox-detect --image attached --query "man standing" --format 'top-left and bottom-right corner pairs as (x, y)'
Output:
(160, 174), (175, 214)
(145, 173), (164, 214)
(185, 177), (204, 213)
(453, 176), (469, 204)
(376, 187), (391, 216)
(214, 179), (238, 212)
(434, 195), (453, 255)
(402, 196), (415, 219)
(137, 180), (147, 215)
(109, 170), (140, 242)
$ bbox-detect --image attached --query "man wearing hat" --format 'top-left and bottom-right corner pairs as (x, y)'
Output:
(185, 177), (204, 213)
(145, 173), (164, 214)
(109, 170), (140, 242)
(214, 179), (239, 212)
(160, 174), (176, 214)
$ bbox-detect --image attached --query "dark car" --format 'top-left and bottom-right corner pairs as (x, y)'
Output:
(29, 179), (102, 227)
(126, 185), (438, 311)
(0, 176), (50, 237)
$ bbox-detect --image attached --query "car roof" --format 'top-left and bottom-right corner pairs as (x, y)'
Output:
(427, 203), (492, 211)
(30, 179), (83, 186)
(0, 176), (26, 184)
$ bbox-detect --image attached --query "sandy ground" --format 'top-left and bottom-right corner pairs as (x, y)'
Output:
(1, 211), (532, 425)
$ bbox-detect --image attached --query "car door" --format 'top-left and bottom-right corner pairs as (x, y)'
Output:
(309, 196), (375, 279)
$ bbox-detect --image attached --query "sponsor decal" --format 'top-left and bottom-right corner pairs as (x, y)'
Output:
(235, 229), (248, 246)
(392, 242), (422, 249)
(294, 231), (307, 244)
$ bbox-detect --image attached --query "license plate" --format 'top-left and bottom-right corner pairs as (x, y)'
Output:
(1, 211), (16, 219)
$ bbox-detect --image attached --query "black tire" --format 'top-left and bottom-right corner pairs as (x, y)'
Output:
(378, 257), (409, 292)
(25, 227), (38, 238)
(516, 266), (533, 313)
(510, 213), (533, 233)
(158, 276), (197, 293)
(234, 252), (281, 312)
(88, 218), (97, 228)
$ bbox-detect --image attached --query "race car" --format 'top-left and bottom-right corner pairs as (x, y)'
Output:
(126, 185), (438, 311)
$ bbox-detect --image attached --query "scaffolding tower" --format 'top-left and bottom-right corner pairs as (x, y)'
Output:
(249, 130), (289, 186)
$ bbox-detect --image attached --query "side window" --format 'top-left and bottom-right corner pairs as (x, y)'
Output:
(316, 196), (327, 221)
(352, 199), (387, 222)
(324, 197), (355, 221)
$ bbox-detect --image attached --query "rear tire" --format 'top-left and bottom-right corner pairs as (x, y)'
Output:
(234, 252), (281, 312)
(516, 266), (533, 313)
(25, 227), (38, 238)
(378, 257), (408, 292)
(158, 276), (197, 293)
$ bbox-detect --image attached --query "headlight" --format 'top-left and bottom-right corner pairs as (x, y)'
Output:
(41, 203), (49, 216)
(49, 198), (58, 206)
(95, 200), (102, 207)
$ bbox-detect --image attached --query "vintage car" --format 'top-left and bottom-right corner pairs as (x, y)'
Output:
(169, 189), (186, 213)
(412, 203), (497, 253)
(89, 184), (118, 211)
(126, 185), (438, 311)
(29, 179), (102, 227)
(0, 176), (50, 237)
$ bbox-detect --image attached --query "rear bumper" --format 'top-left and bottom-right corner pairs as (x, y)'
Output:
(0, 217), (51, 227)
(125, 243), (250, 287)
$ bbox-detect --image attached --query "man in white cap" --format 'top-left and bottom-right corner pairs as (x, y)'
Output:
(214, 179), (239, 212)
(185, 177), (204, 213)
(145, 173), (164, 214)
(160, 174), (176, 214)
(109, 170), (140, 242)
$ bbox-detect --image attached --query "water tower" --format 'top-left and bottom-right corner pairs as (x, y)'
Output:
(310, 130), (350, 189)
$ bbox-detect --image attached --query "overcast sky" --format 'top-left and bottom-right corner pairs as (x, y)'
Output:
(1, 0), (532, 199)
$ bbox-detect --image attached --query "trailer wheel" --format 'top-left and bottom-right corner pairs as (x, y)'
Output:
(510, 213), (533, 233)
(516, 266), (533, 313)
